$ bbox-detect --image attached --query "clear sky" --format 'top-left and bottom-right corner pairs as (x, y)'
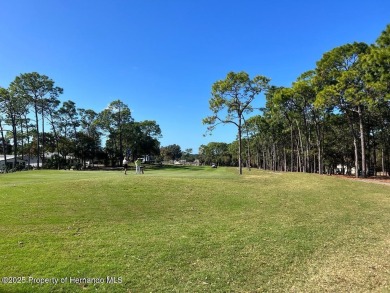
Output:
(1, 0), (389, 153)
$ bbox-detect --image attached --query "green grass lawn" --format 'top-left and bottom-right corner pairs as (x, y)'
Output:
(0, 167), (389, 292)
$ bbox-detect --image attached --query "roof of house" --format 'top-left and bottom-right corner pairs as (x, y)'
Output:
(0, 155), (27, 162)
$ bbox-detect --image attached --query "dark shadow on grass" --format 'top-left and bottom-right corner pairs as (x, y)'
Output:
(63, 164), (216, 173)
(152, 165), (209, 172)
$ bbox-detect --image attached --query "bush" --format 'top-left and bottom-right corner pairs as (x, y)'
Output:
(15, 165), (25, 171)
(70, 163), (83, 170)
(43, 155), (68, 169)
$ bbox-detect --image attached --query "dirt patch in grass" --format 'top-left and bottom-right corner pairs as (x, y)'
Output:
(337, 175), (390, 186)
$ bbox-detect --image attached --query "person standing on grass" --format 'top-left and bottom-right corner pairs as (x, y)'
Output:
(123, 157), (129, 175)
(135, 158), (142, 174)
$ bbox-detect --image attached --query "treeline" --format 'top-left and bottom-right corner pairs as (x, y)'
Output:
(202, 24), (390, 177)
(0, 72), (162, 170)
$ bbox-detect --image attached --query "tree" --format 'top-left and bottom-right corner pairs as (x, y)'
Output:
(160, 144), (182, 161)
(203, 71), (270, 174)
(315, 42), (370, 177)
(122, 120), (162, 160)
(97, 100), (133, 166)
(79, 108), (99, 138)
(78, 108), (101, 165)
(137, 120), (161, 158)
(0, 88), (14, 168)
(74, 131), (100, 166)
(244, 115), (264, 169)
(364, 26), (390, 98)
(182, 148), (197, 162)
(9, 72), (63, 169)
(363, 25), (390, 176)
(0, 106), (9, 171)
(0, 86), (30, 167)
(198, 142), (231, 166)
(55, 100), (80, 161)
(40, 96), (61, 164)
(45, 98), (62, 168)
(288, 71), (327, 174)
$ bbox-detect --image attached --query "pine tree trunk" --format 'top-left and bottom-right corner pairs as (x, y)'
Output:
(246, 132), (251, 171)
(0, 120), (8, 173)
(41, 112), (45, 166)
(297, 145), (301, 172)
(290, 125), (294, 172)
(12, 116), (17, 168)
(24, 115), (31, 167)
(346, 111), (359, 178)
(273, 143), (276, 171)
(20, 119), (24, 160)
(34, 103), (40, 169)
(387, 152), (390, 176)
(314, 121), (322, 175)
(382, 148), (385, 176)
(358, 105), (366, 177)
(238, 116), (242, 175)
(353, 135), (359, 178)
(317, 138), (322, 175)
(296, 121), (304, 172)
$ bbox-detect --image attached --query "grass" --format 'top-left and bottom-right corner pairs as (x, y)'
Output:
(0, 166), (389, 292)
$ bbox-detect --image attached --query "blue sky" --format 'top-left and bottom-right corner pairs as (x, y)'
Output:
(1, 0), (389, 153)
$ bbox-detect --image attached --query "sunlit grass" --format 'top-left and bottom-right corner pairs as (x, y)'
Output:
(0, 167), (389, 292)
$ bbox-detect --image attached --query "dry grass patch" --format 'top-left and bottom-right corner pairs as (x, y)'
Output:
(290, 238), (390, 292)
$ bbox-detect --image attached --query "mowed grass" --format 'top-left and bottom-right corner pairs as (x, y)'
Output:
(0, 167), (389, 292)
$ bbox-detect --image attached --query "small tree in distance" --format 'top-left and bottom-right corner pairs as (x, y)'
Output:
(160, 144), (182, 162)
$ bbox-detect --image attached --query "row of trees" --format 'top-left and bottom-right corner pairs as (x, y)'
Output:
(0, 72), (162, 171)
(159, 145), (199, 162)
(203, 24), (390, 177)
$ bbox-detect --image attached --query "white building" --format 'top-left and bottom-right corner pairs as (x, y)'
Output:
(0, 155), (27, 171)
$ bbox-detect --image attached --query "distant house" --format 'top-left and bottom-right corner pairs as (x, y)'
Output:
(28, 153), (77, 168)
(0, 155), (27, 171)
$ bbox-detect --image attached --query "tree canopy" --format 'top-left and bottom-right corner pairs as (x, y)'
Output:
(203, 71), (270, 174)
(0, 74), (164, 170)
(202, 24), (390, 177)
